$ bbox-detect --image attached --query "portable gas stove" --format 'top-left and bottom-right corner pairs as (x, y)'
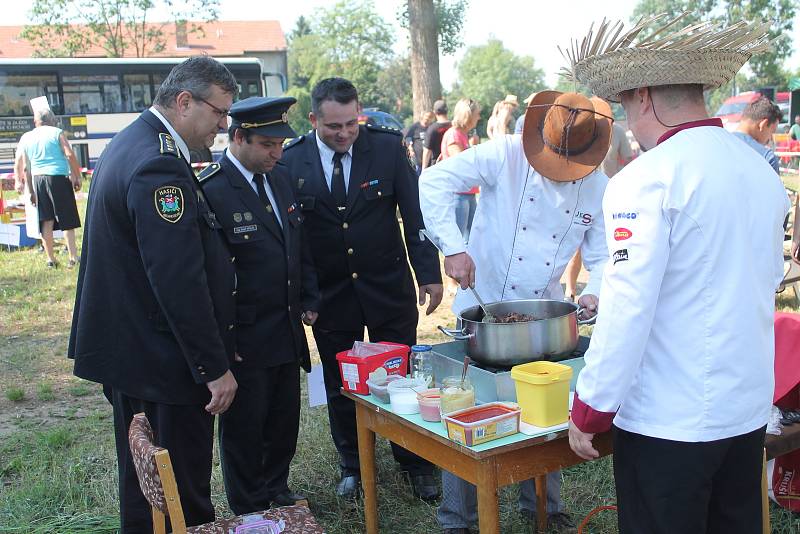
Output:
(429, 336), (590, 404)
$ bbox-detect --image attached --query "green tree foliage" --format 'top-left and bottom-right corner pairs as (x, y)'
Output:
(451, 38), (546, 135)
(631, 0), (796, 89)
(397, 0), (469, 56)
(375, 56), (414, 125)
(21, 0), (220, 58)
(286, 0), (394, 109)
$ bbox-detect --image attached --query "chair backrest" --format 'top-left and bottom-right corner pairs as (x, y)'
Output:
(128, 412), (187, 534)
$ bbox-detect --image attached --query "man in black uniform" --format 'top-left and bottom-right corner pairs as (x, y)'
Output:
(198, 96), (320, 514)
(281, 77), (444, 500)
(68, 57), (238, 532)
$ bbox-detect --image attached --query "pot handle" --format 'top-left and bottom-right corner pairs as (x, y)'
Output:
(576, 307), (598, 325)
(437, 325), (474, 341)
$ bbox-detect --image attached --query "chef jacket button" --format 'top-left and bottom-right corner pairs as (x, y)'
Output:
(511, 285), (516, 290)
(522, 226), (527, 231)
(565, 210), (570, 214)
(546, 262), (550, 266)
(347, 248), (354, 255)
(552, 234), (557, 239)
(244, 235), (250, 240)
(529, 197), (534, 202)
(342, 222), (349, 229)
(572, 181), (576, 184)
(228, 324), (234, 330)
(352, 272), (358, 279)
(534, 291), (539, 295)
(518, 257), (523, 261)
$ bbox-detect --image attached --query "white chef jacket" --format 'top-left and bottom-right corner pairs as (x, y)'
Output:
(574, 124), (791, 442)
(419, 134), (609, 313)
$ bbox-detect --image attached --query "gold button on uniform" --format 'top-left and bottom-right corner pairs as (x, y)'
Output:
(351, 273), (358, 279)
(288, 280), (292, 286)
(232, 290), (237, 296)
(244, 235), (250, 240)
(230, 256), (236, 263)
(342, 222), (349, 229)
(347, 248), (354, 255)
(228, 324), (234, 330)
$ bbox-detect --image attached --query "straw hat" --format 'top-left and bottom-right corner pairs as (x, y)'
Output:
(503, 94), (519, 107)
(523, 91), (613, 182)
(559, 13), (771, 102)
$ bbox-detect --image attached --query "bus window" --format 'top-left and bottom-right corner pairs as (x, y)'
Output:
(122, 74), (152, 112)
(63, 74), (123, 114)
(236, 79), (260, 99)
(0, 73), (60, 116)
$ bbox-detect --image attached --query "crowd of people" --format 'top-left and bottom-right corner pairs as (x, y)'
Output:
(34, 11), (796, 534)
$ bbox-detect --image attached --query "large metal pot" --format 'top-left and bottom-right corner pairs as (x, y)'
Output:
(438, 299), (594, 367)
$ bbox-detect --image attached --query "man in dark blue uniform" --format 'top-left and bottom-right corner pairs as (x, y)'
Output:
(198, 96), (320, 514)
(281, 77), (444, 500)
(68, 57), (239, 532)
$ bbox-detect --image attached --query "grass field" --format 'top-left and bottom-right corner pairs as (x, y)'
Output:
(2, 189), (800, 533)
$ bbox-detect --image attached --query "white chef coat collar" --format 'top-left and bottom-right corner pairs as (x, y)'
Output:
(149, 106), (191, 165)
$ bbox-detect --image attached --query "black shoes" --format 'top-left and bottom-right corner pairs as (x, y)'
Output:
(271, 490), (307, 507)
(522, 510), (578, 533)
(335, 474), (362, 499)
(409, 473), (440, 502)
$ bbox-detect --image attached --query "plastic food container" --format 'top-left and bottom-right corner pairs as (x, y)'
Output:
(417, 388), (442, 422)
(336, 342), (409, 394)
(234, 518), (284, 533)
(387, 377), (427, 414)
(442, 402), (521, 446)
(510, 361), (573, 427)
(366, 374), (404, 404)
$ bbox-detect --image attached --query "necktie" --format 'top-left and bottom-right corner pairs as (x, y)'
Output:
(331, 152), (347, 209)
(254, 173), (271, 209)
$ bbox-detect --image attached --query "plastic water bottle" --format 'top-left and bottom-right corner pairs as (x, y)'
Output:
(410, 344), (434, 387)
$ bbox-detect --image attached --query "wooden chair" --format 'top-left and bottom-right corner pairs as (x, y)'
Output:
(128, 412), (324, 534)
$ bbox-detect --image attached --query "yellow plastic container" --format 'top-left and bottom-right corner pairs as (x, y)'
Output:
(510, 361), (573, 427)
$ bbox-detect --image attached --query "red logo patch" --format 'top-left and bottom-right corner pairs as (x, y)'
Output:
(614, 228), (632, 241)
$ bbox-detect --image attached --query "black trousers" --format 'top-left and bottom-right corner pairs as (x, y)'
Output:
(312, 312), (433, 477)
(613, 425), (766, 534)
(219, 361), (301, 515)
(109, 387), (215, 533)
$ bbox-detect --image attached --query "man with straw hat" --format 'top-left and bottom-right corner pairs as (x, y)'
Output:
(564, 14), (790, 532)
(420, 90), (614, 533)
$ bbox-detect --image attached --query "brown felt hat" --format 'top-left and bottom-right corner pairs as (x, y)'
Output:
(522, 91), (613, 182)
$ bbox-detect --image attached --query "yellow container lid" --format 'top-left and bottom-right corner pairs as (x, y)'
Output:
(510, 361), (573, 385)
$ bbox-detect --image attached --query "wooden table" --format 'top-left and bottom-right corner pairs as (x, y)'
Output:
(345, 391), (612, 534)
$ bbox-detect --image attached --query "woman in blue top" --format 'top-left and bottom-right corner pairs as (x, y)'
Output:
(14, 108), (82, 267)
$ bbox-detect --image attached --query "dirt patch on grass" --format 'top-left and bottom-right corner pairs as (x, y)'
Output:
(0, 392), (108, 438)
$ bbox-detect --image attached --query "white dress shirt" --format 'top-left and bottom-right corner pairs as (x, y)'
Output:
(575, 125), (791, 442)
(316, 133), (353, 193)
(226, 149), (282, 228)
(149, 106), (190, 165)
(419, 134), (609, 313)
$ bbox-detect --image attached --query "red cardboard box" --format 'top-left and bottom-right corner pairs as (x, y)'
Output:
(336, 342), (409, 394)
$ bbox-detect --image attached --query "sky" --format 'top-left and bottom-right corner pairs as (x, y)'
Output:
(4, 0), (800, 90)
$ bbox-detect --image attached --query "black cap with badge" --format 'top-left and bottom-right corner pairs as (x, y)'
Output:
(229, 96), (297, 139)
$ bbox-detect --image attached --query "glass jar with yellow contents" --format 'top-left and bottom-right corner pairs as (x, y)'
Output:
(439, 376), (475, 416)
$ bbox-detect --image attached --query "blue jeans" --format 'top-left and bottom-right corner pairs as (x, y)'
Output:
(454, 193), (477, 244)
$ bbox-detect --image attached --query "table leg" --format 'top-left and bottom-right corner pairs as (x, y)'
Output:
(476, 460), (500, 534)
(356, 405), (378, 534)
(534, 474), (547, 533)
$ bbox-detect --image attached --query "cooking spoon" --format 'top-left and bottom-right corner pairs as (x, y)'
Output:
(460, 355), (471, 390)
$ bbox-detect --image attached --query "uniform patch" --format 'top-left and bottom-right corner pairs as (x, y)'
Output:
(197, 162), (221, 182)
(158, 133), (180, 157)
(243, 212), (253, 221)
(233, 212), (243, 223)
(614, 228), (633, 241)
(155, 186), (184, 223)
(233, 224), (257, 234)
(613, 249), (629, 264)
(297, 178), (305, 189)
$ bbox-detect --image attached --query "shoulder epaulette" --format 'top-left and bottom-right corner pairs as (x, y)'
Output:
(366, 123), (402, 136)
(283, 135), (306, 150)
(197, 162), (221, 183)
(158, 132), (180, 157)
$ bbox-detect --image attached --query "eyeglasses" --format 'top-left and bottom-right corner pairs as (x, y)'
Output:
(191, 94), (229, 119)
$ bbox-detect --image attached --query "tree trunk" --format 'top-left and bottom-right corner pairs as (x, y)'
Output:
(408, 0), (441, 122)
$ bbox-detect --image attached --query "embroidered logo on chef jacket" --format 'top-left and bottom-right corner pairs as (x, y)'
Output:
(613, 249), (629, 264)
(614, 228), (633, 241)
(234, 224), (258, 234)
(612, 212), (639, 220)
(575, 211), (593, 226)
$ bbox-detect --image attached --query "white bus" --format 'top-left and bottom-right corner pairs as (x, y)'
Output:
(0, 57), (278, 172)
